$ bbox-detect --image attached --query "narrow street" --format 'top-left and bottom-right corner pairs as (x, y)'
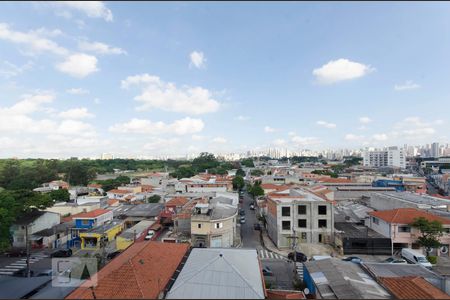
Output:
(240, 190), (261, 249)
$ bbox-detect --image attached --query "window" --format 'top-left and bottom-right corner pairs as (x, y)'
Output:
(298, 219), (307, 228)
(197, 223), (202, 229)
(318, 219), (327, 228)
(398, 226), (411, 233)
(318, 205), (327, 215)
(282, 221), (291, 230)
(298, 205), (307, 215)
(372, 217), (379, 225)
(81, 220), (90, 225)
(215, 223), (223, 229)
(301, 232), (307, 240)
(281, 207), (291, 217)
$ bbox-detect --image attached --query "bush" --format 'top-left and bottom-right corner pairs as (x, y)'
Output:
(427, 255), (437, 264)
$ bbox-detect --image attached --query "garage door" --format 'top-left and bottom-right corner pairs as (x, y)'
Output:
(211, 236), (222, 248)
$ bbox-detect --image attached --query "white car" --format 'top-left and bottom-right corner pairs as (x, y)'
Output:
(145, 230), (155, 240)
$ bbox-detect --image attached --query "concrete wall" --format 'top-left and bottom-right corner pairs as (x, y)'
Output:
(45, 203), (100, 216)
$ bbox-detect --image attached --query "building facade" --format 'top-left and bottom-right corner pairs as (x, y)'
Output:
(265, 189), (334, 248)
(363, 147), (406, 169)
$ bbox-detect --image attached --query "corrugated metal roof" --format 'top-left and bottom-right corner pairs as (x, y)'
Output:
(166, 248), (265, 299)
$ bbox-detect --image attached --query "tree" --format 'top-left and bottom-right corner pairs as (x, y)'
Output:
(49, 189), (70, 202)
(249, 182), (264, 198)
(147, 195), (161, 203)
(232, 176), (245, 191)
(236, 168), (245, 177)
(411, 217), (444, 250)
(250, 169), (264, 176)
(240, 158), (254, 168)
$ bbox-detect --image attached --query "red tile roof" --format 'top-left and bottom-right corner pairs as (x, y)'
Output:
(379, 276), (450, 299)
(66, 241), (189, 299)
(266, 290), (306, 299)
(369, 208), (450, 225)
(107, 199), (119, 206)
(107, 189), (131, 194)
(165, 197), (188, 207)
(72, 209), (111, 219)
(88, 183), (102, 188)
(317, 177), (353, 183)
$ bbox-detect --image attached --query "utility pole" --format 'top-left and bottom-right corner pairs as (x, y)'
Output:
(25, 224), (31, 278)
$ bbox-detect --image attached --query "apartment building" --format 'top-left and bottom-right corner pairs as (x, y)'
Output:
(363, 147), (406, 169)
(190, 201), (238, 248)
(266, 188), (334, 248)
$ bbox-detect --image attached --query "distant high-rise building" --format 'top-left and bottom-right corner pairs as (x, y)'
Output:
(101, 153), (114, 160)
(431, 142), (440, 158)
(363, 146), (406, 168)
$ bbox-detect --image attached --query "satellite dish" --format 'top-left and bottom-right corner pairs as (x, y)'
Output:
(303, 288), (310, 295)
(426, 247), (432, 253)
(440, 246), (448, 254)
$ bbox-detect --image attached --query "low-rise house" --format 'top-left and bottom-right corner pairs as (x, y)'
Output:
(31, 222), (72, 249)
(72, 209), (113, 229)
(378, 276), (450, 299)
(362, 262), (449, 294)
(45, 201), (100, 217)
(303, 258), (391, 299)
(266, 188), (334, 247)
(66, 241), (190, 299)
(33, 180), (69, 193)
(76, 195), (109, 207)
(367, 208), (450, 256)
(106, 189), (134, 201)
(113, 203), (164, 227)
(166, 248), (265, 299)
(10, 210), (60, 248)
(116, 220), (155, 251)
(185, 182), (229, 193)
(190, 200), (238, 248)
(79, 220), (124, 250)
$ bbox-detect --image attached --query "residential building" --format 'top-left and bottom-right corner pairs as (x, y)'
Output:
(362, 262), (449, 294)
(363, 147), (406, 169)
(79, 220), (124, 250)
(190, 200), (238, 248)
(106, 189), (134, 201)
(166, 248), (265, 299)
(10, 210), (60, 248)
(45, 201), (100, 217)
(378, 276), (450, 299)
(72, 209), (113, 229)
(112, 203), (164, 227)
(367, 208), (450, 256)
(116, 220), (155, 251)
(303, 258), (391, 299)
(31, 222), (72, 249)
(266, 188), (334, 247)
(66, 242), (190, 299)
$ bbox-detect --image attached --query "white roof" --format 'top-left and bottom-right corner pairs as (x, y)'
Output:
(166, 248), (265, 299)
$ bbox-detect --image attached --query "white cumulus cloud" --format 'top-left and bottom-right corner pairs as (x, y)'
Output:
(372, 133), (388, 141)
(344, 134), (364, 141)
(264, 126), (276, 133)
(56, 53), (99, 78)
(53, 1), (113, 22)
(58, 107), (94, 119)
(78, 40), (126, 55)
(109, 117), (204, 135)
(312, 58), (374, 84)
(189, 51), (206, 69)
(359, 116), (372, 124)
(316, 120), (336, 129)
(66, 88), (89, 95)
(394, 80), (421, 91)
(121, 73), (220, 115)
(291, 136), (321, 146)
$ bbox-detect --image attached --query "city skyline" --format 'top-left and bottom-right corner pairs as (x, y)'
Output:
(1, 2), (450, 158)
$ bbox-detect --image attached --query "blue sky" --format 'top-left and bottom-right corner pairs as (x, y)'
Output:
(0, 2), (449, 158)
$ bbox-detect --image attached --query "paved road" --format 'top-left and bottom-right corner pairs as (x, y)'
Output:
(262, 259), (296, 290)
(240, 191), (261, 249)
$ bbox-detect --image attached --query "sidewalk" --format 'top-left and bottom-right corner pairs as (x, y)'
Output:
(260, 229), (340, 258)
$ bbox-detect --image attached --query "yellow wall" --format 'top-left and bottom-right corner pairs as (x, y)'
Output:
(116, 236), (133, 251)
(105, 223), (123, 240)
(80, 223), (123, 250)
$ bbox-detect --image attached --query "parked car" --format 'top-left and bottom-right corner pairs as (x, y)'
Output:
(145, 230), (155, 240)
(262, 266), (274, 276)
(13, 268), (34, 277)
(240, 217), (246, 224)
(342, 256), (362, 263)
(288, 251), (308, 262)
(37, 269), (53, 276)
(50, 248), (72, 258)
(5, 248), (26, 257)
(310, 255), (332, 261)
(253, 223), (261, 230)
(249, 204), (255, 210)
(401, 248), (432, 268)
(239, 209), (245, 216)
(383, 257), (407, 264)
(107, 251), (121, 260)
